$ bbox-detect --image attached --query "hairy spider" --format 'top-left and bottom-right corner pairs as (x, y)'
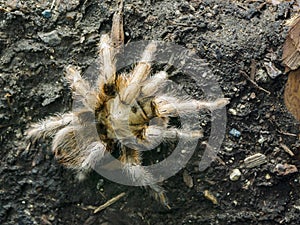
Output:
(26, 0), (229, 208)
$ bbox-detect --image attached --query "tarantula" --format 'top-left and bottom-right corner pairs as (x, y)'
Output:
(27, 0), (229, 208)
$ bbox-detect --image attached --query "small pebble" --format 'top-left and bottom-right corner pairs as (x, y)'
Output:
(42, 9), (52, 19)
(274, 163), (298, 176)
(183, 170), (194, 188)
(265, 173), (271, 180)
(229, 108), (237, 115)
(224, 146), (233, 152)
(255, 69), (269, 83)
(38, 30), (61, 46)
(229, 128), (241, 138)
(238, 104), (246, 110)
(258, 135), (265, 144)
(48, 214), (55, 221)
(96, 179), (104, 190)
(264, 61), (281, 79)
(250, 92), (256, 99)
(230, 168), (241, 181)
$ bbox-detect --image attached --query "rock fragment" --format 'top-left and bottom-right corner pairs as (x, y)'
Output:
(183, 170), (194, 188)
(230, 169), (242, 181)
(274, 163), (298, 176)
(38, 30), (61, 46)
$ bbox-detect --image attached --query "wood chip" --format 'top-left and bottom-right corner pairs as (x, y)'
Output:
(203, 190), (218, 205)
(283, 15), (300, 122)
(280, 143), (295, 157)
(282, 15), (300, 72)
(243, 153), (267, 168)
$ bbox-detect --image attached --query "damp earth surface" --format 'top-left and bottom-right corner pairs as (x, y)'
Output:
(1, 0), (300, 224)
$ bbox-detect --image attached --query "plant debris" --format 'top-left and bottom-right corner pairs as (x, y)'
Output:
(282, 15), (300, 72)
(283, 15), (300, 122)
(284, 69), (300, 121)
(243, 153), (268, 168)
(93, 192), (126, 214)
(203, 190), (218, 205)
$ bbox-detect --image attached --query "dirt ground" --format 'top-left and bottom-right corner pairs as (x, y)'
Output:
(1, 0), (300, 224)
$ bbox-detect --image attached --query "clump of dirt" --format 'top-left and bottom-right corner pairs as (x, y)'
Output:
(1, 0), (300, 224)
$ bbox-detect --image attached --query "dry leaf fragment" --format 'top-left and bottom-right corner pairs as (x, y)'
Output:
(283, 14), (300, 122)
(282, 15), (300, 72)
(284, 68), (300, 121)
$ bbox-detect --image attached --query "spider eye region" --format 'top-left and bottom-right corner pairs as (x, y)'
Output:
(103, 83), (116, 96)
(131, 106), (137, 113)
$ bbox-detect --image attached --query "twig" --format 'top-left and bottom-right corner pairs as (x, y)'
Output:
(277, 129), (297, 137)
(239, 70), (271, 95)
(280, 143), (295, 157)
(94, 192), (126, 213)
(256, 2), (267, 10)
(0, 124), (11, 129)
(25, 142), (31, 151)
(250, 60), (257, 80)
(170, 22), (203, 28)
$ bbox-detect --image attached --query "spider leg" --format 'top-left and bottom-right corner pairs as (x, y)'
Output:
(65, 66), (98, 110)
(52, 123), (107, 169)
(98, 34), (116, 89)
(111, 0), (124, 51)
(120, 147), (170, 209)
(163, 127), (203, 140)
(51, 125), (79, 167)
(96, 0), (124, 96)
(121, 125), (201, 152)
(119, 42), (157, 104)
(121, 124), (200, 208)
(119, 146), (170, 209)
(148, 184), (170, 209)
(140, 125), (203, 145)
(153, 96), (230, 117)
(124, 164), (170, 208)
(141, 71), (168, 97)
(26, 113), (74, 140)
(81, 141), (107, 168)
